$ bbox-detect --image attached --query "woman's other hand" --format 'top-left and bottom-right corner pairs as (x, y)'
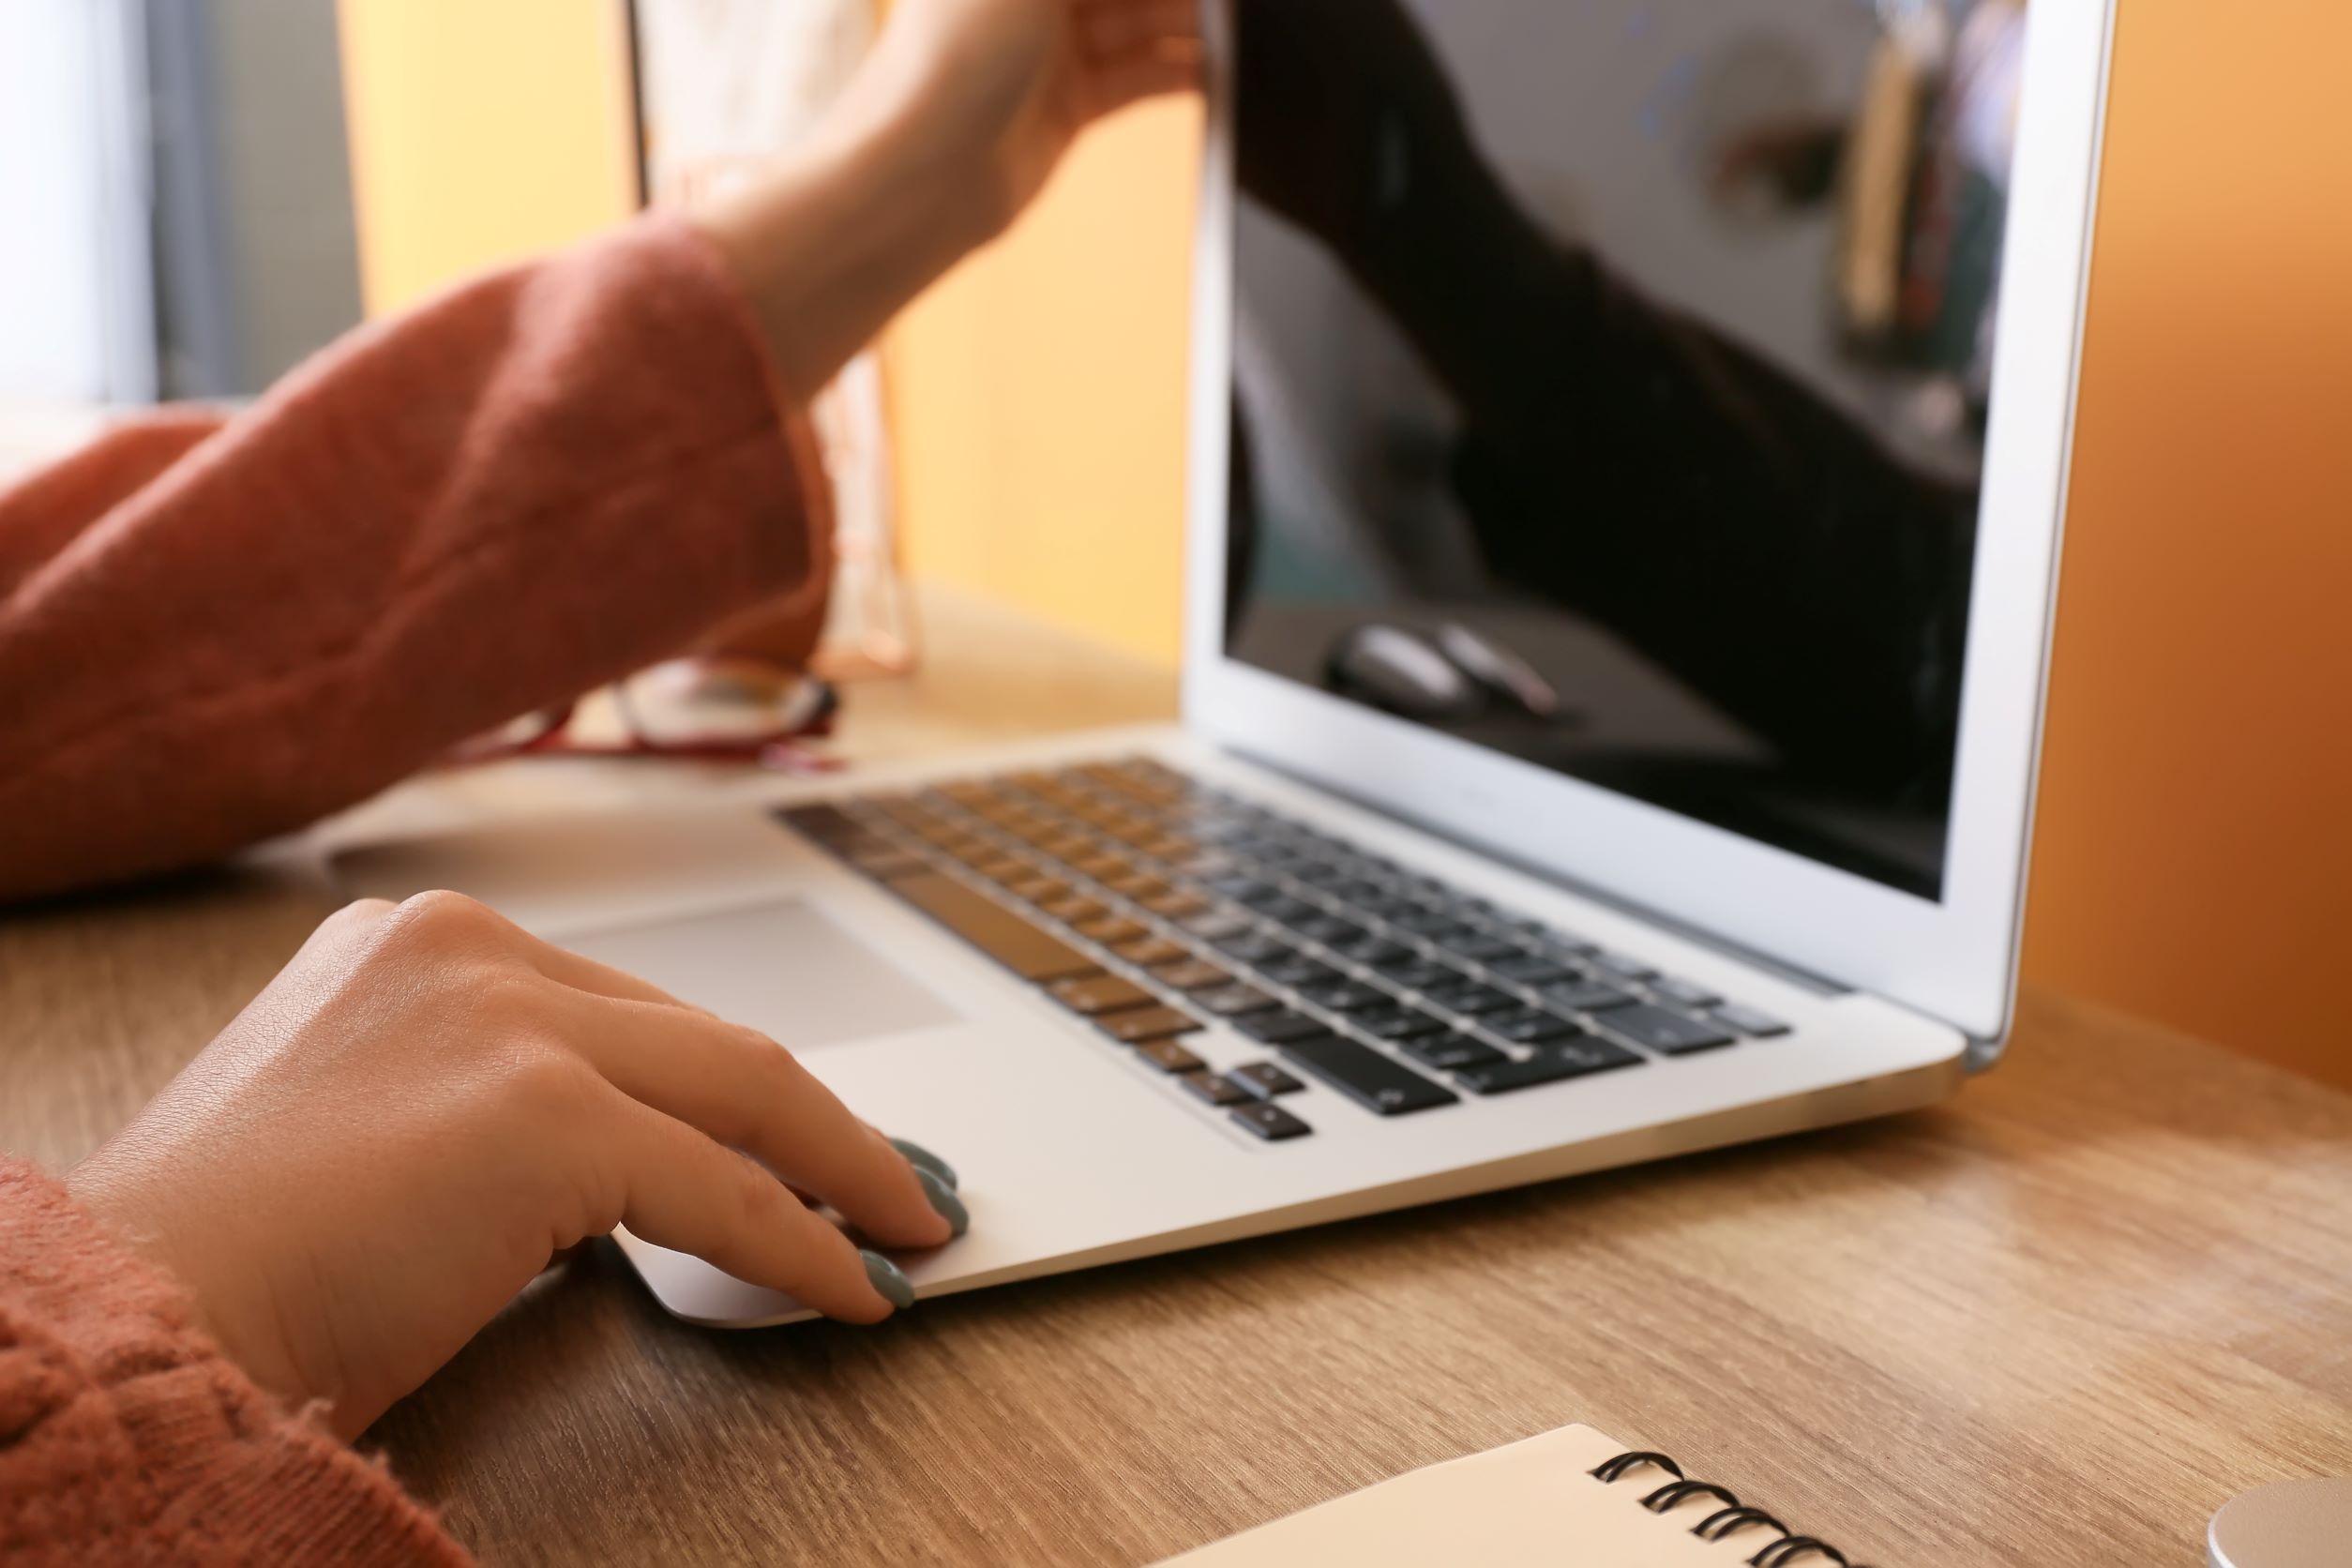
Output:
(67, 892), (958, 1440)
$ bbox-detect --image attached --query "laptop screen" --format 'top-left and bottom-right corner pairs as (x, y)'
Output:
(1223, 0), (2027, 899)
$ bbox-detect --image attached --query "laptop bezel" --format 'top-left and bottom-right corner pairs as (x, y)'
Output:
(1181, 0), (2120, 1044)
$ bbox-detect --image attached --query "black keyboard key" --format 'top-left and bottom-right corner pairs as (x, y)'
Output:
(1486, 953), (1576, 985)
(1349, 1006), (1450, 1041)
(1455, 1037), (1641, 1094)
(1601, 1004), (1736, 1055)
(1278, 1034), (1458, 1115)
(1229, 1102), (1312, 1141)
(1233, 1009), (1333, 1045)
(1541, 980), (1641, 1013)
(1388, 909), (1460, 935)
(1374, 957), (1460, 990)
(1482, 1007), (1582, 1045)
(1290, 914), (1368, 945)
(886, 871), (1103, 983)
(1649, 976), (1723, 1008)
(1137, 1037), (1209, 1073)
(1590, 951), (1660, 981)
(1244, 894), (1320, 923)
(1710, 1002), (1791, 1037)
(1423, 981), (1519, 1017)
(1296, 979), (1385, 1011)
(1229, 1062), (1305, 1098)
(1048, 974), (1156, 1016)
(1181, 1072), (1251, 1107)
(1435, 930), (1521, 962)
(1531, 927), (1601, 956)
(1357, 896), (1425, 920)
(1257, 954), (1339, 988)
(1213, 931), (1293, 965)
(1401, 1033), (1506, 1071)
(1196, 984), (1280, 1018)
(1327, 934), (1415, 966)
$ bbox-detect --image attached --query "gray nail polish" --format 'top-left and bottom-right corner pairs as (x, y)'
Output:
(890, 1137), (957, 1191)
(914, 1167), (970, 1239)
(861, 1249), (915, 1311)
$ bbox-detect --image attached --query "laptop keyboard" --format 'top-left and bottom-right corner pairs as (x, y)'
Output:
(779, 758), (1787, 1142)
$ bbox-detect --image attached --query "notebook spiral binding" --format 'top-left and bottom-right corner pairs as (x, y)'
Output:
(1588, 1451), (1877, 1568)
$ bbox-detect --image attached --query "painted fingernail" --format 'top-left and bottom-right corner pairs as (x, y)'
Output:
(861, 1249), (915, 1311)
(889, 1137), (957, 1191)
(914, 1167), (970, 1239)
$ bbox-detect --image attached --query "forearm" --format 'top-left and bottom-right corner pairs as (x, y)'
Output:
(689, 75), (998, 406)
(0, 217), (825, 903)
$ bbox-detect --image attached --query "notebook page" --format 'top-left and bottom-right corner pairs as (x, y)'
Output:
(1154, 1425), (1760, 1568)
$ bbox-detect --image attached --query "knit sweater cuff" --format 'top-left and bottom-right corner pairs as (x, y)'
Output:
(0, 1158), (470, 1565)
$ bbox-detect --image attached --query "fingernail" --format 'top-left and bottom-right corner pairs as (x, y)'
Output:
(914, 1167), (969, 1239)
(889, 1137), (957, 1191)
(861, 1249), (915, 1311)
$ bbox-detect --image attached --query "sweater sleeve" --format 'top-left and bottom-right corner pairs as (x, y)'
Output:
(0, 212), (833, 904)
(0, 1158), (472, 1566)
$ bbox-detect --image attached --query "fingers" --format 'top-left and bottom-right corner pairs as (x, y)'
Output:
(596, 1087), (904, 1322)
(560, 993), (955, 1251)
(361, 894), (958, 1258)
(520, 932), (706, 1012)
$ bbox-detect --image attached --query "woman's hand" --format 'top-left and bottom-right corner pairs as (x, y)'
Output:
(67, 892), (962, 1440)
(844, 0), (1202, 244)
(693, 0), (1199, 403)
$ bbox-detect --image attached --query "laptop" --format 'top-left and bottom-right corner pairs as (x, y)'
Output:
(340, 0), (2117, 1325)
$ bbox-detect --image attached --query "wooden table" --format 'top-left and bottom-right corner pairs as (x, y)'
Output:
(5, 586), (2347, 1567)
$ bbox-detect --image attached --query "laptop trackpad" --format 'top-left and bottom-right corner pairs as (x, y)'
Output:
(559, 898), (959, 1050)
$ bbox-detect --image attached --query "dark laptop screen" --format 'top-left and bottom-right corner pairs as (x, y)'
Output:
(1224, 0), (2028, 898)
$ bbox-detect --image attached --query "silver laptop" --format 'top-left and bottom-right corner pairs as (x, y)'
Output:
(342, 0), (2117, 1325)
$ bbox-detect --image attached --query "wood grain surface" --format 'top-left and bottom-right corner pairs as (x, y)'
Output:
(4, 593), (2346, 1567)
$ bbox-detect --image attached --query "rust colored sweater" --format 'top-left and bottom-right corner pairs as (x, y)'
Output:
(0, 215), (829, 1560)
(0, 213), (831, 905)
(0, 1162), (472, 1565)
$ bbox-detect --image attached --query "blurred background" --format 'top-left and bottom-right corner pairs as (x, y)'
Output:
(1, 0), (2344, 1088)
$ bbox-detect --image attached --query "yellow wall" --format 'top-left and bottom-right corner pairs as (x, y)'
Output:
(880, 103), (1199, 665)
(337, 0), (638, 315)
(2024, 0), (2352, 1087)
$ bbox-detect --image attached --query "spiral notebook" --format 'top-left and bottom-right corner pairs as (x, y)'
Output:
(1153, 1424), (1873, 1567)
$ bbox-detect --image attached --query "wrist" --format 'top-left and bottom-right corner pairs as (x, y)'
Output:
(68, 1153), (329, 1425)
(688, 108), (993, 404)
